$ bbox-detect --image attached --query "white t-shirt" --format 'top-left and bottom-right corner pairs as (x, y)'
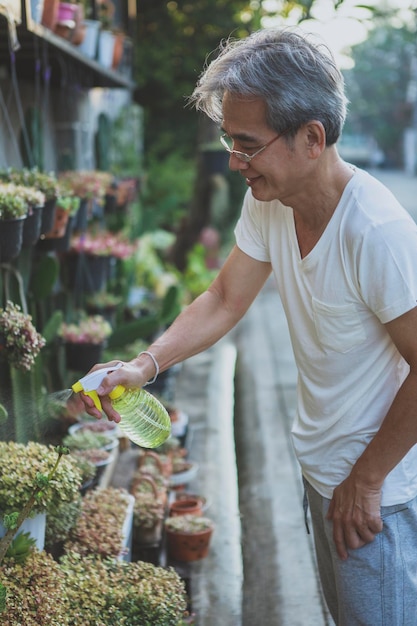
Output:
(235, 168), (417, 505)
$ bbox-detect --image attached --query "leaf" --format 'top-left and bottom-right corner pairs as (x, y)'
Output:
(30, 255), (59, 299)
(106, 315), (160, 349)
(42, 310), (64, 344)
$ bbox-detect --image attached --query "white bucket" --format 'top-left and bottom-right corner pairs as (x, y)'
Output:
(97, 30), (115, 69)
(0, 512), (46, 551)
(78, 19), (100, 59)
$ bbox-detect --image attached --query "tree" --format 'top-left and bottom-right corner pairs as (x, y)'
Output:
(343, 23), (416, 167)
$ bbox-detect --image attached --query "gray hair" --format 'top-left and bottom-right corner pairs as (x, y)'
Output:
(189, 28), (348, 146)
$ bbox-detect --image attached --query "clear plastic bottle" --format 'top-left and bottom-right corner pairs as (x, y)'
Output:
(71, 364), (171, 449)
(108, 386), (171, 448)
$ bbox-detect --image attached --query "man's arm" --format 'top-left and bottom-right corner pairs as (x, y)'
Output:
(79, 245), (272, 421)
(327, 305), (417, 559)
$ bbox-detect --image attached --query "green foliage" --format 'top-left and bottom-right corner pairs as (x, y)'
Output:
(42, 310), (64, 344)
(140, 152), (195, 233)
(343, 23), (415, 167)
(109, 105), (143, 178)
(30, 255), (59, 300)
(107, 284), (181, 349)
(60, 553), (188, 625)
(5, 531), (36, 564)
(182, 243), (219, 301)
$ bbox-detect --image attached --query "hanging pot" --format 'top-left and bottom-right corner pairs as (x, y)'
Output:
(37, 214), (74, 253)
(22, 205), (43, 248)
(72, 198), (89, 233)
(40, 198), (57, 236)
(43, 206), (70, 239)
(63, 252), (111, 294)
(64, 341), (104, 372)
(0, 216), (25, 262)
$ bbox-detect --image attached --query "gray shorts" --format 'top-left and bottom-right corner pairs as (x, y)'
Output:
(305, 479), (417, 625)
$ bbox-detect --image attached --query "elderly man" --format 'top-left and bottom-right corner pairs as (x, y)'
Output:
(79, 29), (417, 624)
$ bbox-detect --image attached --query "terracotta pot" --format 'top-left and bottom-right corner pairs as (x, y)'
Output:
(43, 206), (70, 239)
(112, 31), (124, 69)
(165, 525), (213, 562)
(169, 497), (203, 518)
(41, 0), (60, 29)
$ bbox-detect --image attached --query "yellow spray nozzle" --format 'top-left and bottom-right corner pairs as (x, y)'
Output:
(71, 362), (124, 412)
(84, 390), (102, 411)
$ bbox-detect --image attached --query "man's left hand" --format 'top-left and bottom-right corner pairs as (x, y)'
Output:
(327, 477), (383, 560)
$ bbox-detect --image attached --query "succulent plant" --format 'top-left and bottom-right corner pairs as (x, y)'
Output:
(164, 514), (214, 534)
(63, 487), (131, 559)
(0, 183), (27, 219)
(0, 550), (71, 625)
(0, 442), (82, 518)
(59, 552), (188, 625)
(62, 429), (113, 451)
(0, 301), (45, 371)
(133, 491), (165, 529)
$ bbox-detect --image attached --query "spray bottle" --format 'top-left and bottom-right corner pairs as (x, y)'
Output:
(71, 363), (171, 449)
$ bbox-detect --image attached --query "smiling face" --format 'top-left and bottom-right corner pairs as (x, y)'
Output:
(221, 92), (309, 205)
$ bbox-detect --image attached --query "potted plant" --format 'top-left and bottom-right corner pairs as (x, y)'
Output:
(85, 291), (123, 326)
(38, 192), (80, 251)
(0, 550), (72, 624)
(131, 474), (165, 546)
(6, 167), (60, 235)
(62, 428), (115, 452)
(20, 185), (46, 247)
(59, 313), (112, 371)
(63, 487), (133, 560)
(0, 441), (82, 551)
(164, 514), (214, 562)
(59, 552), (188, 624)
(63, 229), (134, 295)
(0, 301), (46, 372)
(0, 183), (28, 261)
(0, 549), (189, 624)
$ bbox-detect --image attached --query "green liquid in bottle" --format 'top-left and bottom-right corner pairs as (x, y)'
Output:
(112, 388), (171, 448)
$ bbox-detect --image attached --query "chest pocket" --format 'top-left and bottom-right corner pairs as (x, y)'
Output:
(312, 297), (367, 353)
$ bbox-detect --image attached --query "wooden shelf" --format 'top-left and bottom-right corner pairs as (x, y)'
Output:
(0, 12), (135, 90)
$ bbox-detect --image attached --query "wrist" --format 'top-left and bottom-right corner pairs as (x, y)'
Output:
(135, 351), (160, 386)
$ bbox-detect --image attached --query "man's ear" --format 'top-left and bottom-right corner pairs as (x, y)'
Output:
(304, 121), (326, 158)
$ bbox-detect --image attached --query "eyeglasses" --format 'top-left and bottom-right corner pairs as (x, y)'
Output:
(220, 132), (285, 163)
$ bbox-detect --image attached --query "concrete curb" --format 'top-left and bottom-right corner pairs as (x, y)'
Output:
(174, 336), (243, 626)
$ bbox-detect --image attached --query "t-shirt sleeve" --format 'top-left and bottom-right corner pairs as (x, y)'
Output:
(357, 219), (417, 323)
(234, 190), (271, 262)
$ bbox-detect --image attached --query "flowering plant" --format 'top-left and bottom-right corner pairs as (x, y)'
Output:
(70, 230), (137, 259)
(59, 314), (112, 345)
(0, 301), (45, 371)
(58, 170), (114, 202)
(2, 167), (59, 202)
